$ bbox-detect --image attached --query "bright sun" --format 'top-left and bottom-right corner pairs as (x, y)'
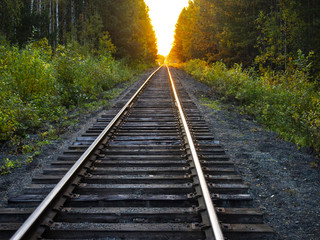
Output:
(144, 0), (189, 56)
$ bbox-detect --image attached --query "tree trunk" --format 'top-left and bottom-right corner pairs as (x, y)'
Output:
(71, 0), (75, 40)
(56, 0), (59, 46)
(31, 0), (34, 14)
(39, 0), (42, 14)
(49, 0), (52, 34)
(83, 0), (86, 44)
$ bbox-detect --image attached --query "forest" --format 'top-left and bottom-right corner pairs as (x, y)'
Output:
(169, 0), (320, 153)
(0, 0), (157, 61)
(0, 0), (157, 173)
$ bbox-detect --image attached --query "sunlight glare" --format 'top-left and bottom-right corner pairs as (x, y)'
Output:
(145, 0), (189, 56)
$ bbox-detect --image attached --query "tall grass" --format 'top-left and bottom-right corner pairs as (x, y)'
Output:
(0, 38), (144, 143)
(182, 58), (320, 152)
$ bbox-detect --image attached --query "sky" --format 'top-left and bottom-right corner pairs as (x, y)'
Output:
(144, 0), (189, 56)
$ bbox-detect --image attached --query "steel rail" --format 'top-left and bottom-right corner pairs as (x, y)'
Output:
(166, 65), (225, 240)
(11, 66), (162, 240)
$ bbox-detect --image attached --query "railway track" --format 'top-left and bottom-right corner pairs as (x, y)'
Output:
(0, 66), (273, 239)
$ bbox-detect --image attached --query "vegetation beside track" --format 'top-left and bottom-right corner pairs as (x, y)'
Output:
(169, 0), (320, 155)
(0, 0), (158, 174)
(180, 58), (320, 154)
(0, 38), (153, 174)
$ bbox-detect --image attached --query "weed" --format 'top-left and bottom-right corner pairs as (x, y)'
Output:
(22, 144), (33, 154)
(1, 158), (21, 175)
(0, 38), (150, 174)
(25, 155), (33, 164)
(201, 97), (221, 110)
(182, 58), (320, 152)
(310, 161), (318, 168)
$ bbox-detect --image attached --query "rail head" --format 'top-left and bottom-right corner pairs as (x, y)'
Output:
(11, 66), (162, 240)
(166, 65), (225, 240)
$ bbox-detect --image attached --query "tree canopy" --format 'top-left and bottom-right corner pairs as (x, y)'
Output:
(169, 0), (320, 75)
(0, 0), (157, 62)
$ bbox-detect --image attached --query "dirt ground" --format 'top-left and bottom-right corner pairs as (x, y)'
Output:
(1, 67), (319, 239)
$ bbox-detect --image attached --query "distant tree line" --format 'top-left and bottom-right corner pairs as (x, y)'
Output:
(0, 0), (157, 62)
(170, 0), (320, 77)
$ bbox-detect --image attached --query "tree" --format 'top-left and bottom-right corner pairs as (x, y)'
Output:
(102, 0), (157, 62)
(0, 0), (157, 63)
(170, 0), (320, 77)
(0, 0), (24, 42)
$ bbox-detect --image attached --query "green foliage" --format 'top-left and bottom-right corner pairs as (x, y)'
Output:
(0, 42), (59, 140)
(103, 0), (157, 62)
(170, 0), (320, 154)
(1, 158), (21, 175)
(182, 59), (208, 80)
(183, 58), (320, 152)
(0, 0), (157, 64)
(0, 38), (142, 146)
(201, 97), (221, 111)
(99, 32), (116, 56)
(170, 0), (320, 76)
(170, 0), (266, 65)
(171, 0), (320, 154)
(0, 1), (157, 173)
(0, 0), (23, 42)
(169, 1), (218, 63)
(53, 42), (135, 107)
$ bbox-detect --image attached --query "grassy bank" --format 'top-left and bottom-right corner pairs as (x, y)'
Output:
(0, 38), (152, 174)
(181, 59), (320, 153)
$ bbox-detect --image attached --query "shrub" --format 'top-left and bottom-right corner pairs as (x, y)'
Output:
(0, 38), (143, 144)
(182, 58), (320, 152)
(0, 43), (60, 140)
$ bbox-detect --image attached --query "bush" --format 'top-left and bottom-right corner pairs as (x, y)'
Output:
(182, 58), (320, 152)
(0, 43), (60, 140)
(53, 45), (135, 107)
(0, 38), (143, 143)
